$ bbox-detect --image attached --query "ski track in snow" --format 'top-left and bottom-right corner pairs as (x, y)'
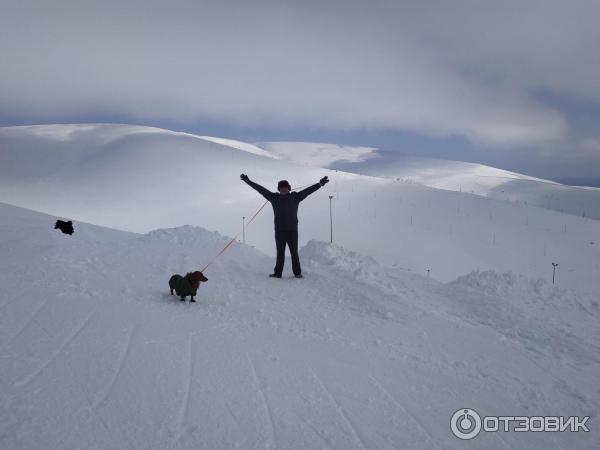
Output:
(246, 352), (279, 450)
(0, 287), (37, 313)
(91, 324), (137, 410)
(308, 367), (369, 450)
(174, 333), (195, 440)
(8, 295), (51, 344)
(368, 375), (443, 450)
(14, 310), (95, 388)
(88, 407), (124, 450)
(302, 415), (334, 448)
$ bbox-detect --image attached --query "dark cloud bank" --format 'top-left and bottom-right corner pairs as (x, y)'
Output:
(1, 0), (600, 181)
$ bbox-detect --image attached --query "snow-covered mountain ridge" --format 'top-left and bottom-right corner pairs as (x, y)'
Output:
(259, 141), (600, 219)
(1, 124), (599, 293)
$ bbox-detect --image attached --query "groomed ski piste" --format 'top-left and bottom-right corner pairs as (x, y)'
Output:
(1, 124), (599, 449)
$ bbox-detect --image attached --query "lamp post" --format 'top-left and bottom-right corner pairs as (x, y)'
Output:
(242, 216), (246, 244)
(552, 262), (558, 284)
(329, 195), (333, 244)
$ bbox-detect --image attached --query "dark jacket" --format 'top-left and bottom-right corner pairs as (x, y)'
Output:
(244, 179), (321, 230)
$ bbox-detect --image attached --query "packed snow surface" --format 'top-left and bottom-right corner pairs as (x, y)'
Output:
(0, 202), (598, 449)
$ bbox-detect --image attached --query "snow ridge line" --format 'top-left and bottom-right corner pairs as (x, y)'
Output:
(14, 310), (96, 387)
(308, 367), (369, 450)
(246, 352), (278, 449)
(91, 324), (136, 410)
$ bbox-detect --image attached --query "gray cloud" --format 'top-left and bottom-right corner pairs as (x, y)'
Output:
(0, 0), (598, 146)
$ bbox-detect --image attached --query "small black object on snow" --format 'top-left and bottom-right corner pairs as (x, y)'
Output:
(54, 220), (74, 235)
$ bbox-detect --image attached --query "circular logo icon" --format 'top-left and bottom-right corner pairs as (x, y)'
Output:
(450, 408), (482, 440)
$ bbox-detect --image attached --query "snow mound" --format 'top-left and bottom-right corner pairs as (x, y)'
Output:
(134, 225), (269, 274)
(299, 239), (419, 296)
(448, 269), (599, 316)
(138, 225), (229, 248)
(300, 239), (378, 271)
(444, 270), (600, 366)
(449, 270), (547, 299)
(299, 239), (391, 285)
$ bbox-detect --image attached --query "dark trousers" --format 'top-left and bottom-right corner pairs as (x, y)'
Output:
(274, 229), (301, 276)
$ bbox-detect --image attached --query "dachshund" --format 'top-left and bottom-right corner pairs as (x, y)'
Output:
(169, 271), (208, 303)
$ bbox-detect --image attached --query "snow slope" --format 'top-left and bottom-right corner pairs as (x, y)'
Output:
(259, 142), (600, 219)
(1, 124), (599, 294)
(1, 202), (598, 449)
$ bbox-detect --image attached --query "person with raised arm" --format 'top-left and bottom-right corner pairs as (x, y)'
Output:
(240, 174), (329, 278)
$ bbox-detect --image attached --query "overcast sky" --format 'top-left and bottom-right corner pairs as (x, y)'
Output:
(1, 0), (600, 183)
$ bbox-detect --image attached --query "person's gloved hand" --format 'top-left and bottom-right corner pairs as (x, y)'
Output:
(240, 173), (249, 182)
(319, 176), (329, 186)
